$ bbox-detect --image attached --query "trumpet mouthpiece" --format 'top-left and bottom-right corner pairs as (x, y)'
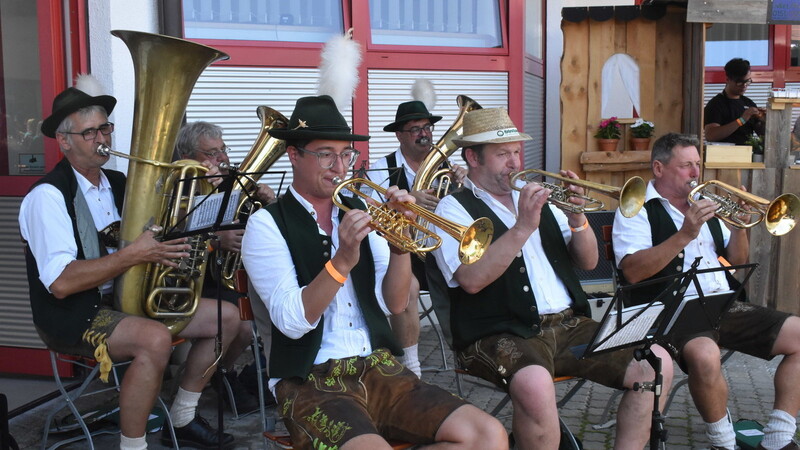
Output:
(332, 176), (342, 185)
(96, 144), (111, 156)
(689, 180), (698, 188)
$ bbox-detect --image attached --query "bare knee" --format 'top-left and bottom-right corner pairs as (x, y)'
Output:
(683, 337), (722, 374)
(436, 405), (508, 450)
(509, 365), (557, 411)
(134, 323), (172, 366)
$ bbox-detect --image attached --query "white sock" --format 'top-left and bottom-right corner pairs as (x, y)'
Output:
(706, 411), (736, 449)
(761, 409), (796, 450)
(120, 434), (147, 450)
(169, 387), (201, 428)
(400, 344), (421, 378)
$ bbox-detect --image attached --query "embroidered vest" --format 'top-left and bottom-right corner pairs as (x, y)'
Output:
(265, 191), (401, 379)
(24, 158), (126, 345)
(447, 189), (589, 351)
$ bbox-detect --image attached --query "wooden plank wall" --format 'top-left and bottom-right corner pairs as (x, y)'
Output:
(560, 9), (686, 210)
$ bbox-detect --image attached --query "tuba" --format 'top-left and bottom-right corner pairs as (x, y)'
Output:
(411, 95), (482, 197)
(332, 177), (494, 264)
(213, 106), (288, 290)
(688, 180), (800, 236)
(111, 30), (229, 335)
(509, 169), (647, 218)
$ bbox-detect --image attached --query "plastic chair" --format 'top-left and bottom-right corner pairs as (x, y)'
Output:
(41, 348), (179, 450)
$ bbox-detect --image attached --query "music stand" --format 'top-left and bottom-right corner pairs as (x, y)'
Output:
(579, 258), (757, 449)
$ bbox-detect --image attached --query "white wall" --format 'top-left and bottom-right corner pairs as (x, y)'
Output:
(545, 0), (564, 172)
(87, 0), (159, 172)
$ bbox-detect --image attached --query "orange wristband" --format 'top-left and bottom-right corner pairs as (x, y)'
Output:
(325, 260), (347, 284)
(569, 219), (589, 232)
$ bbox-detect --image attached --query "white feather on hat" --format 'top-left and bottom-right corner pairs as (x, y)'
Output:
(317, 29), (362, 113)
(411, 79), (436, 112)
(74, 73), (108, 97)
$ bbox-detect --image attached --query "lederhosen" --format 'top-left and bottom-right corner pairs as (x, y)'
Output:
(264, 191), (402, 380)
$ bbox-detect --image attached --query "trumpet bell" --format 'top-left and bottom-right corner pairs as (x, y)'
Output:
(459, 217), (493, 265)
(766, 193), (800, 236)
(619, 176), (646, 218)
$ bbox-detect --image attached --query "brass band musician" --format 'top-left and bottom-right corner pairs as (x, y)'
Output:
(430, 107), (673, 449)
(612, 132), (800, 450)
(19, 77), (239, 449)
(240, 94), (507, 450)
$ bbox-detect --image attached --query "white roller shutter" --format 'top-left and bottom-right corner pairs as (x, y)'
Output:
(367, 69), (509, 173)
(524, 73), (544, 170)
(0, 197), (44, 349)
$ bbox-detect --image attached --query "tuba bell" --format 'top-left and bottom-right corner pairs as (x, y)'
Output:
(111, 30), (229, 335)
(411, 95), (482, 197)
(211, 105), (288, 290)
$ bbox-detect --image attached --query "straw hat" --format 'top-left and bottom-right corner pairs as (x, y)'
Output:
(452, 107), (531, 147)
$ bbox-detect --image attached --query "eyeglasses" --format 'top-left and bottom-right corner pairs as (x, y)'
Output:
(295, 146), (360, 169)
(400, 124), (434, 135)
(198, 145), (231, 159)
(733, 78), (752, 87)
(61, 122), (114, 141)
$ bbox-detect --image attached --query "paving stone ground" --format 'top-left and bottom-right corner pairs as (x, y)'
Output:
(9, 325), (794, 449)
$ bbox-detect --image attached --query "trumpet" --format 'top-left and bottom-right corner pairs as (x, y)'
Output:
(688, 180), (799, 236)
(509, 169), (646, 218)
(331, 177), (494, 265)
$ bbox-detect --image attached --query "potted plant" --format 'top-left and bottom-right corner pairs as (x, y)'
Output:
(745, 133), (764, 162)
(594, 117), (621, 152)
(630, 118), (655, 150)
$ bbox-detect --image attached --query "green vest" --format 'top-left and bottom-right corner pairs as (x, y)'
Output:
(265, 191), (401, 379)
(621, 198), (742, 305)
(447, 189), (589, 351)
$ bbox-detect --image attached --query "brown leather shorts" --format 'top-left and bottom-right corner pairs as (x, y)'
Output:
(457, 309), (637, 391)
(274, 348), (468, 449)
(36, 301), (126, 359)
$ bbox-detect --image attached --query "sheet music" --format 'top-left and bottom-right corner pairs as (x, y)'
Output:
(186, 190), (241, 232)
(594, 302), (664, 351)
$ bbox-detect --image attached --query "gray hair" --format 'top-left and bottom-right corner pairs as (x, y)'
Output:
(175, 121), (223, 159)
(55, 105), (108, 149)
(651, 132), (700, 166)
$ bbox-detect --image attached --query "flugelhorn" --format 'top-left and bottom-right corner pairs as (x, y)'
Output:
(412, 95), (482, 197)
(331, 177), (494, 264)
(688, 180), (799, 236)
(509, 169), (646, 218)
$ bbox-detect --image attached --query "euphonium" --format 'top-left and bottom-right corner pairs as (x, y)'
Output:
(688, 180), (800, 236)
(411, 95), (482, 197)
(111, 30), (229, 335)
(214, 105), (288, 291)
(509, 169), (646, 218)
(332, 177), (494, 265)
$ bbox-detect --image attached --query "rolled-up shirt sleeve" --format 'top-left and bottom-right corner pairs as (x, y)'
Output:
(241, 209), (319, 339)
(18, 184), (79, 292)
(431, 195), (473, 288)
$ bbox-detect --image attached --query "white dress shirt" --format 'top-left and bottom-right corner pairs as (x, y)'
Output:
(431, 178), (574, 315)
(369, 149), (417, 193)
(612, 179), (731, 296)
(241, 185), (393, 390)
(19, 168), (120, 294)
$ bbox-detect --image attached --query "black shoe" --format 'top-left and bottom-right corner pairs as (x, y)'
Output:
(161, 414), (235, 449)
(212, 369), (261, 415)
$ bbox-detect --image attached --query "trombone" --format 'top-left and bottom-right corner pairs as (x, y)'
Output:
(331, 177), (494, 265)
(688, 180), (799, 236)
(509, 169), (646, 218)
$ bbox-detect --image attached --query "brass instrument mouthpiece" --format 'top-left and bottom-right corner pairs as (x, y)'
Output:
(96, 144), (111, 156)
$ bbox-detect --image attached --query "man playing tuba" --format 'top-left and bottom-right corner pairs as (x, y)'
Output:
(20, 77), (241, 449)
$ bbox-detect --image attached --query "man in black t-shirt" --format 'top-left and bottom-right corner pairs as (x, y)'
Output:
(704, 58), (765, 145)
